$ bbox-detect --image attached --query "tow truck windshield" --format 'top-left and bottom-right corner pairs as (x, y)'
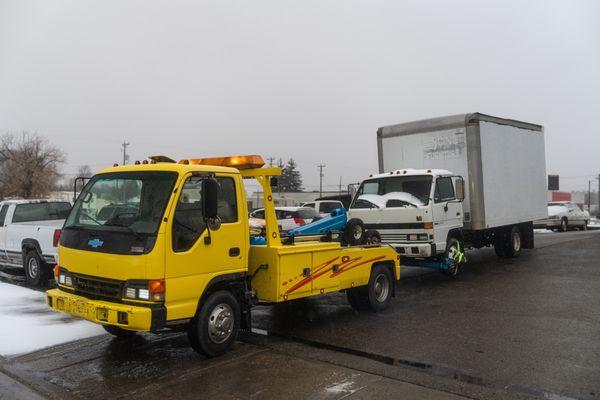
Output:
(351, 175), (432, 208)
(64, 171), (178, 235)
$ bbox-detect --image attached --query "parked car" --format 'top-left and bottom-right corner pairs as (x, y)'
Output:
(301, 200), (344, 217)
(249, 206), (320, 232)
(0, 199), (71, 286)
(541, 202), (589, 232)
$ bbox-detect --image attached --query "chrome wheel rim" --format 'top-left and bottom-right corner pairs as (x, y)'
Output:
(512, 232), (521, 252)
(27, 257), (39, 278)
(208, 303), (234, 344)
(373, 273), (390, 302)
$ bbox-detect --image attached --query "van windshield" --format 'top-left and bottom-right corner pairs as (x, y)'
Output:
(64, 171), (178, 235)
(351, 175), (432, 208)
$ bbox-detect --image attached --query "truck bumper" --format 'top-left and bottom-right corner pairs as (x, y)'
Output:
(46, 288), (166, 332)
(393, 243), (435, 258)
(538, 219), (560, 228)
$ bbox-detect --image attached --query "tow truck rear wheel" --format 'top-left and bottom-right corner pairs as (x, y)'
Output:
(103, 325), (137, 338)
(347, 264), (393, 312)
(188, 290), (240, 357)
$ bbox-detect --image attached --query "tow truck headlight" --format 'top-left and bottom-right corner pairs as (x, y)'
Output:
(123, 279), (165, 302)
(57, 267), (73, 287)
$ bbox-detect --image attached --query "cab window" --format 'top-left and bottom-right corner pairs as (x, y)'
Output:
(0, 205), (8, 226)
(434, 177), (455, 203)
(172, 176), (238, 252)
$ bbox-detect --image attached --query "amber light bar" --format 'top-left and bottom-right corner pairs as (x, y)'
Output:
(179, 155), (265, 169)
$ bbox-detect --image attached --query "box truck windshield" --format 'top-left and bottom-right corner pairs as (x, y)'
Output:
(351, 175), (432, 208)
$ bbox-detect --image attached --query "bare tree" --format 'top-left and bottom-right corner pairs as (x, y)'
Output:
(0, 132), (65, 198)
(69, 165), (93, 193)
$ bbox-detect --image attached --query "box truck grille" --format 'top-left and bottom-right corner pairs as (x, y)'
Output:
(72, 274), (122, 300)
(380, 234), (409, 242)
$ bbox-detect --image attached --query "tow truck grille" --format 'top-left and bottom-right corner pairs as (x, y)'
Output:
(72, 274), (122, 300)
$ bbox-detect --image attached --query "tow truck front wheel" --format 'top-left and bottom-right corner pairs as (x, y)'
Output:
(188, 290), (240, 357)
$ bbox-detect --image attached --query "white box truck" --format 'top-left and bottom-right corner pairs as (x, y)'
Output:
(348, 113), (547, 275)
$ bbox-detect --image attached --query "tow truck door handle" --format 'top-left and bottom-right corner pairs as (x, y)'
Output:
(229, 247), (240, 257)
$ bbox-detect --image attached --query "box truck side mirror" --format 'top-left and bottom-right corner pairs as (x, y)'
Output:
(454, 177), (465, 201)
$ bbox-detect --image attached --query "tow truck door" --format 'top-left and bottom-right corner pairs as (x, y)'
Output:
(164, 173), (247, 320)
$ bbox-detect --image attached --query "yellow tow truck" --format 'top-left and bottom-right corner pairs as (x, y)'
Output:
(47, 155), (399, 356)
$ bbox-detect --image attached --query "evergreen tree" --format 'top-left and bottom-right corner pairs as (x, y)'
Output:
(280, 158), (303, 192)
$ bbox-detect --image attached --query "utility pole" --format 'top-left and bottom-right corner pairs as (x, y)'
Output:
(317, 164), (326, 197)
(338, 176), (342, 196)
(121, 141), (130, 165)
(267, 157), (275, 167)
(588, 180), (592, 212)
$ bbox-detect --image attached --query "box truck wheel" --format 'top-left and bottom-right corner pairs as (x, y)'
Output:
(344, 219), (366, 246)
(188, 290), (240, 357)
(503, 226), (522, 258)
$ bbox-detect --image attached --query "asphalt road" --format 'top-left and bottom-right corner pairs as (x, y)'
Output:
(1, 230), (599, 399)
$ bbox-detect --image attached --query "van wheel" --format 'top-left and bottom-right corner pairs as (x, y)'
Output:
(24, 250), (48, 287)
(103, 325), (137, 338)
(504, 226), (522, 258)
(188, 290), (240, 357)
(364, 230), (381, 245)
(344, 219), (365, 246)
(559, 218), (568, 232)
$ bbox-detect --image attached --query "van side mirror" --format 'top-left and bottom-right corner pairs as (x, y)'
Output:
(454, 177), (465, 201)
(270, 177), (278, 188)
(202, 178), (219, 220)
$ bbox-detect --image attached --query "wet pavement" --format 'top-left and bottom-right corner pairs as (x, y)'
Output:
(0, 230), (599, 399)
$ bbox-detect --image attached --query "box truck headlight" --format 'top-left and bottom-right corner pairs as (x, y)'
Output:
(123, 280), (165, 302)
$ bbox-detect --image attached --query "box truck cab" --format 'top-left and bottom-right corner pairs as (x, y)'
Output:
(349, 113), (547, 274)
(349, 169), (465, 260)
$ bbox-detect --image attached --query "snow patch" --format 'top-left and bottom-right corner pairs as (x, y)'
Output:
(0, 282), (105, 356)
(325, 379), (360, 395)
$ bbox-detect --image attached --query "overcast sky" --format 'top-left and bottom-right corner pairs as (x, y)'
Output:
(1, 0), (599, 192)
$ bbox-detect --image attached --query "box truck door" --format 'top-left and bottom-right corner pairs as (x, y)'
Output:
(431, 177), (463, 249)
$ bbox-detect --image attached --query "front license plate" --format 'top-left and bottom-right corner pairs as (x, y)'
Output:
(71, 300), (88, 318)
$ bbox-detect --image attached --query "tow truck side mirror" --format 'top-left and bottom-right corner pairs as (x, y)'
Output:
(455, 177), (465, 201)
(202, 178), (219, 220)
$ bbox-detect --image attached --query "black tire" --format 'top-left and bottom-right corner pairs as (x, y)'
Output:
(24, 250), (48, 287)
(494, 241), (507, 258)
(582, 221), (588, 231)
(366, 264), (394, 311)
(559, 218), (568, 232)
(188, 290), (240, 357)
(364, 230), (381, 245)
(346, 286), (368, 311)
(504, 226), (522, 258)
(344, 218), (366, 246)
(103, 325), (137, 338)
(441, 238), (465, 276)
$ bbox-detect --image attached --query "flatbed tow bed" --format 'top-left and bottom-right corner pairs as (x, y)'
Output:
(47, 155), (399, 357)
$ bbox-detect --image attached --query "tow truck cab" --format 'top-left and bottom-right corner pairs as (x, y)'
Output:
(47, 155), (399, 357)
